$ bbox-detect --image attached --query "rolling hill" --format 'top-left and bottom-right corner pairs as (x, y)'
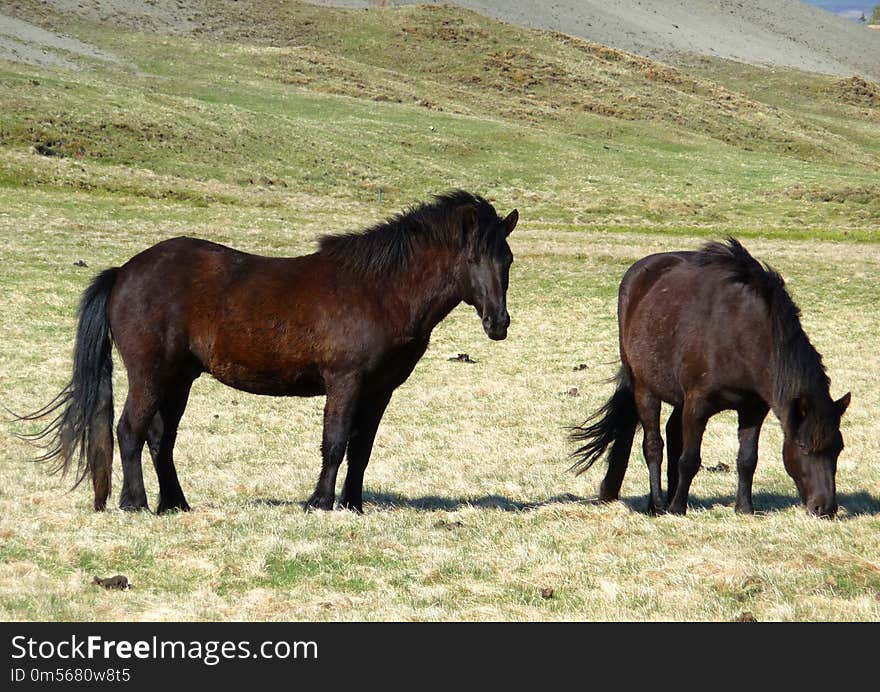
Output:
(0, 0), (879, 233)
(313, 0), (880, 80)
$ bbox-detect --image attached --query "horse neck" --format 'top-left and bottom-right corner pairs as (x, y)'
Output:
(766, 326), (833, 433)
(394, 245), (465, 336)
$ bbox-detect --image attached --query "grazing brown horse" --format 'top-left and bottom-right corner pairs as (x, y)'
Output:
(570, 238), (850, 517)
(20, 191), (518, 514)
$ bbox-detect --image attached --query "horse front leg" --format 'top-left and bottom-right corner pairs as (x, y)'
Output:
(734, 403), (768, 515)
(667, 397), (709, 516)
(340, 390), (393, 514)
(306, 374), (360, 511)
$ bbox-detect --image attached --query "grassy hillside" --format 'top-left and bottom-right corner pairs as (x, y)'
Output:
(2, 1), (880, 234)
(1, 1), (879, 621)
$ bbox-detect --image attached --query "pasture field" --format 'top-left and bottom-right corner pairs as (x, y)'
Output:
(1, 1), (879, 621)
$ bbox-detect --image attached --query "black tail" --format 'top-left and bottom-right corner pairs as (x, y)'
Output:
(568, 368), (639, 475)
(15, 269), (118, 509)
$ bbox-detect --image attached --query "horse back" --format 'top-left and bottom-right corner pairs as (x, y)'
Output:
(618, 251), (773, 408)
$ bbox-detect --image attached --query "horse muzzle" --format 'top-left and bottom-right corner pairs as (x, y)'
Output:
(481, 310), (510, 341)
(805, 496), (838, 519)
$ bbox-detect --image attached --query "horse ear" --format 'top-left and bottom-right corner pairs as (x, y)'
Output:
(503, 209), (518, 236)
(835, 392), (851, 417)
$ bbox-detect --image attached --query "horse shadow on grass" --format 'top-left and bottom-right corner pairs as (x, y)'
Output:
(615, 489), (880, 519)
(249, 490), (880, 518)
(360, 491), (592, 512)
(249, 492), (590, 512)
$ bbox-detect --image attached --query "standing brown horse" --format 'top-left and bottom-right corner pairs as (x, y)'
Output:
(570, 238), (850, 517)
(20, 191), (518, 514)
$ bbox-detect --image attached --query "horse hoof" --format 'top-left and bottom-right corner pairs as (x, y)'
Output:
(157, 500), (191, 515)
(339, 501), (364, 515)
(666, 503), (687, 516)
(734, 503), (754, 515)
(597, 482), (619, 503)
(119, 496), (149, 512)
(304, 495), (334, 512)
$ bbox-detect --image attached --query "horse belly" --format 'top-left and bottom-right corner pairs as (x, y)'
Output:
(209, 360), (325, 397)
(199, 324), (327, 396)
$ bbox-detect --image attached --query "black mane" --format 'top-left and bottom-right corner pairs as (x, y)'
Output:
(696, 237), (835, 447)
(317, 190), (501, 276)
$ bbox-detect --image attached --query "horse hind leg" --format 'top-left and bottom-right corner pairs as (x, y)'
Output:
(665, 407), (683, 502)
(598, 420), (637, 503)
(117, 384), (160, 511)
(573, 368), (638, 503)
(634, 388), (665, 515)
(667, 397), (709, 516)
(146, 379), (194, 514)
